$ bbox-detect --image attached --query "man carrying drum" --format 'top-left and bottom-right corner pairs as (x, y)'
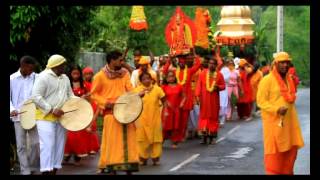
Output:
(10, 55), (40, 175)
(91, 50), (145, 175)
(31, 54), (75, 175)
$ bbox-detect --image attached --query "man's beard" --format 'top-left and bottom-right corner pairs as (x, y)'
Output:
(114, 66), (122, 71)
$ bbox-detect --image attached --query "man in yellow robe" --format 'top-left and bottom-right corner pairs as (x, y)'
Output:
(90, 50), (139, 175)
(256, 52), (304, 175)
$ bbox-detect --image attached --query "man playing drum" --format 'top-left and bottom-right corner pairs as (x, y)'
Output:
(91, 50), (145, 175)
(10, 55), (40, 175)
(32, 55), (75, 175)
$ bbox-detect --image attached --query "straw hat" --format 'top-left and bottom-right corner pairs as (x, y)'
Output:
(46, 54), (66, 69)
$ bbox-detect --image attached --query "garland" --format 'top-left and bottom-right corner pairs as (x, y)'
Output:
(271, 68), (296, 103)
(206, 70), (217, 92)
(176, 65), (188, 85)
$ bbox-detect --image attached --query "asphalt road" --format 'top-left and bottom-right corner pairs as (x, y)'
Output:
(11, 88), (310, 175)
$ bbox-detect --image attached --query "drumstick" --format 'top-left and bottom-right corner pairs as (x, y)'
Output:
(64, 109), (78, 114)
(10, 111), (27, 117)
(23, 102), (33, 105)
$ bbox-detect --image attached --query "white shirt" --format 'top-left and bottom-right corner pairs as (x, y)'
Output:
(31, 69), (75, 116)
(10, 69), (38, 122)
(130, 69), (157, 88)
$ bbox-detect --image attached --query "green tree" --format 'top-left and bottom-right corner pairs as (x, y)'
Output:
(259, 6), (310, 86)
(10, 6), (98, 69)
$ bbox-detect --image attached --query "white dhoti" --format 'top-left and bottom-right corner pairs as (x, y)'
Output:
(36, 120), (66, 172)
(219, 87), (229, 124)
(14, 121), (40, 175)
(188, 105), (199, 130)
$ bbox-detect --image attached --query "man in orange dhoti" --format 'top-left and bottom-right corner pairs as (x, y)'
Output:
(256, 52), (304, 175)
(90, 51), (139, 175)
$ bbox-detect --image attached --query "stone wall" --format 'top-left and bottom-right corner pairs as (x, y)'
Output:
(78, 52), (106, 73)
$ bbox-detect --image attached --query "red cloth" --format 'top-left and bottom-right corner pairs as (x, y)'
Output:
(64, 85), (100, 156)
(238, 70), (253, 103)
(179, 110), (190, 139)
(195, 69), (225, 134)
(82, 67), (94, 74)
(237, 102), (252, 119)
(84, 81), (100, 153)
(163, 57), (201, 110)
(64, 86), (90, 156)
(288, 67), (300, 92)
(162, 57), (201, 140)
(161, 84), (184, 142)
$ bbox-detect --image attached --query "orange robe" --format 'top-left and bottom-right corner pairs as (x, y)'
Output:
(250, 70), (263, 101)
(90, 69), (139, 172)
(195, 69), (225, 136)
(257, 72), (304, 175)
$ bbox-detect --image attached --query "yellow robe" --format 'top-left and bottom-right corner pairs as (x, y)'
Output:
(256, 73), (304, 155)
(90, 70), (139, 171)
(133, 85), (165, 159)
(250, 70), (263, 101)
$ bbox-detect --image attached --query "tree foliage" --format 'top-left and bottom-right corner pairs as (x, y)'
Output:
(259, 6), (310, 85)
(10, 6), (98, 69)
(10, 6), (309, 85)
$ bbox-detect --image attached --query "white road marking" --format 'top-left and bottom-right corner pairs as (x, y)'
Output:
(169, 154), (200, 172)
(216, 137), (225, 143)
(169, 125), (241, 172)
(227, 125), (241, 135)
(216, 125), (241, 143)
(224, 147), (253, 158)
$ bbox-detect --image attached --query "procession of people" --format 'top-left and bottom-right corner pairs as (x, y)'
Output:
(9, 6), (305, 176)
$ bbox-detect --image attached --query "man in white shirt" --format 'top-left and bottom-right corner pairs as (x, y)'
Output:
(130, 56), (157, 87)
(31, 54), (74, 175)
(10, 55), (40, 175)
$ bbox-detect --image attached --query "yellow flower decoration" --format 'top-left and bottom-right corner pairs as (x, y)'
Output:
(176, 65), (188, 85)
(206, 70), (217, 92)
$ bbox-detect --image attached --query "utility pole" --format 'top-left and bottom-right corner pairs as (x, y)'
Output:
(277, 6), (284, 52)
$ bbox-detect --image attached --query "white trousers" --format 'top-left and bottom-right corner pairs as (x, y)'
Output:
(14, 121), (40, 175)
(36, 120), (66, 172)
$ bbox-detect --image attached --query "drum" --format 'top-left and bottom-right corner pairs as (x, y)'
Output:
(20, 99), (36, 130)
(60, 97), (93, 131)
(113, 92), (143, 124)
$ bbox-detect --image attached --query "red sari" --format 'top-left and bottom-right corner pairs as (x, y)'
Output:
(163, 57), (201, 139)
(64, 86), (90, 157)
(84, 81), (100, 154)
(195, 69), (225, 136)
(161, 84), (184, 142)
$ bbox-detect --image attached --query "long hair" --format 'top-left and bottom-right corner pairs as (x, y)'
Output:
(68, 64), (85, 89)
(163, 70), (177, 85)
